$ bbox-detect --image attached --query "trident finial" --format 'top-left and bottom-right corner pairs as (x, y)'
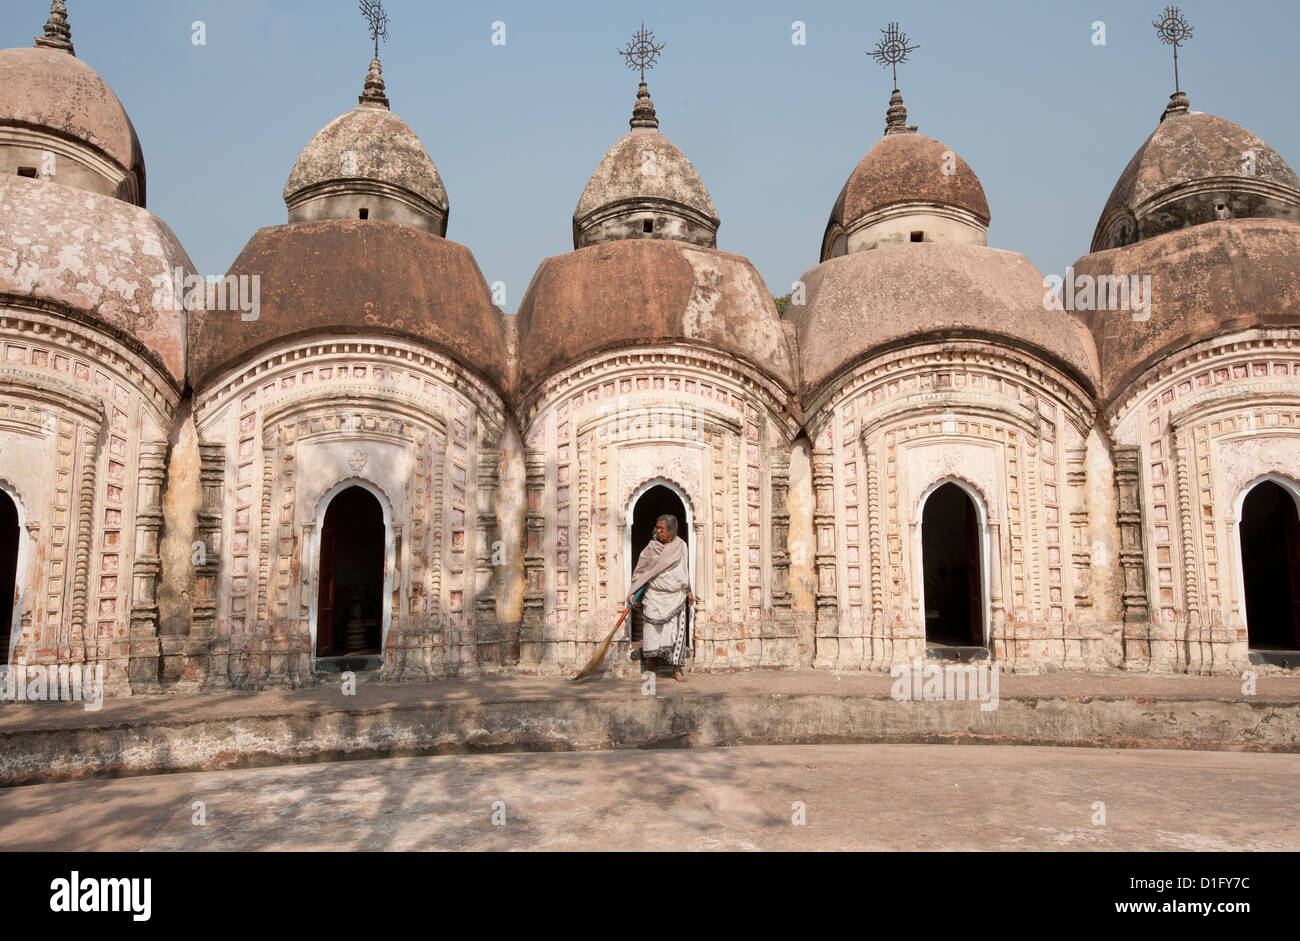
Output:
(869, 22), (919, 89)
(359, 0), (390, 61)
(35, 0), (75, 55)
(1153, 5), (1194, 96)
(619, 22), (666, 83)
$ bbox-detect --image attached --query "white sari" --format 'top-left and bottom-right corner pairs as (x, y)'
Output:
(639, 544), (692, 666)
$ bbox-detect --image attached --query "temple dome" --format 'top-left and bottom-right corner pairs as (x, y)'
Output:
(822, 91), (989, 261)
(573, 82), (719, 249)
(1092, 97), (1300, 252)
(787, 243), (1098, 401)
(188, 219), (507, 393)
(1072, 218), (1300, 404)
(515, 239), (795, 400)
(0, 32), (145, 206)
(0, 174), (192, 383)
(283, 60), (449, 235)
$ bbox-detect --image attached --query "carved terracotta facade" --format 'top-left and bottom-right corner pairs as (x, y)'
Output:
(800, 340), (1112, 673)
(0, 301), (181, 695)
(516, 346), (800, 673)
(184, 337), (507, 688)
(3, 13), (1299, 697)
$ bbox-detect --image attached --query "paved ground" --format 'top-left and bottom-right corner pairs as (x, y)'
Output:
(1, 743), (1295, 851)
(4, 670), (1297, 787)
(5, 670), (1299, 735)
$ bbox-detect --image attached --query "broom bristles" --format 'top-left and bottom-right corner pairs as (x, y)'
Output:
(572, 618), (625, 681)
(572, 587), (645, 681)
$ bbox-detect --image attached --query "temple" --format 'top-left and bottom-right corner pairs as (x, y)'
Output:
(1, 5), (1298, 697)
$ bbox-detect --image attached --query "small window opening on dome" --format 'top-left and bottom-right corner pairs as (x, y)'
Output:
(359, 208), (370, 220)
(910, 231), (924, 243)
(17, 167), (37, 179)
(643, 219), (654, 233)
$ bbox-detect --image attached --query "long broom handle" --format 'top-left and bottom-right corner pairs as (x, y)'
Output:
(622, 585), (647, 622)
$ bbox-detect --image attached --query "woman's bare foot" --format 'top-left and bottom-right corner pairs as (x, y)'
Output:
(672, 668), (685, 682)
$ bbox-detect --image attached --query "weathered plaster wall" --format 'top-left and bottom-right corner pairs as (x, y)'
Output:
(516, 345), (799, 674)
(804, 340), (1113, 673)
(156, 398), (200, 685)
(0, 305), (179, 694)
(186, 336), (506, 689)
(1107, 327), (1300, 674)
(496, 417), (526, 636)
(787, 435), (817, 666)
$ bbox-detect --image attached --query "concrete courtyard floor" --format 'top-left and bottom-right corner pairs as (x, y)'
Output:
(0, 743), (1296, 851)
(2, 670), (1299, 785)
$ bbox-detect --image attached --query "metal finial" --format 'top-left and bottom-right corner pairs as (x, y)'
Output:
(35, 0), (74, 55)
(359, 0), (390, 61)
(619, 22), (666, 83)
(1153, 5), (1194, 96)
(869, 22), (919, 88)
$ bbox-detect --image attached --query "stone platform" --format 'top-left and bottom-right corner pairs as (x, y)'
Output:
(1, 670), (1298, 787)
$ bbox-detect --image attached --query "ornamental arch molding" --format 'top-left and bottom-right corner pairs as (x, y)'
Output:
(1230, 471), (1300, 635)
(913, 474), (994, 645)
(902, 442), (1002, 526)
(622, 477), (699, 602)
(615, 469), (703, 528)
(305, 476), (399, 661)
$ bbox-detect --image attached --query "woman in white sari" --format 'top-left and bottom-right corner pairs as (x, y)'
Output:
(627, 514), (695, 681)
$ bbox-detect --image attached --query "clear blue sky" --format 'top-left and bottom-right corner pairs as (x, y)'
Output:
(9, 0), (1298, 313)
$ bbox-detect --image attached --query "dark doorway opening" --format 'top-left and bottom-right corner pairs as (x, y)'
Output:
(629, 485), (688, 646)
(1240, 481), (1300, 650)
(0, 491), (17, 661)
(922, 483), (983, 647)
(316, 486), (386, 658)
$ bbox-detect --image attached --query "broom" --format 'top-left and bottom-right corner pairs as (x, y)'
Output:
(572, 586), (646, 681)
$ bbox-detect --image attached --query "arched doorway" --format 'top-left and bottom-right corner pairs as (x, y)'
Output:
(315, 486), (386, 659)
(626, 483), (689, 649)
(0, 489), (18, 662)
(921, 482), (984, 647)
(1239, 479), (1300, 650)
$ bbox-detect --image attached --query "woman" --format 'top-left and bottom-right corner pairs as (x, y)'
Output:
(627, 514), (695, 682)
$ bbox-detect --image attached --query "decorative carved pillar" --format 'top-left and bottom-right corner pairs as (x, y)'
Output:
(577, 435), (591, 623)
(988, 520), (1006, 623)
(907, 519), (921, 625)
(520, 449), (547, 664)
(256, 441), (273, 622)
(187, 443), (228, 687)
(19, 520), (38, 652)
(127, 441), (167, 691)
(989, 519), (1012, 670)
(1025, 438), (1043, 620)
(1065, 447), (1091, 606)
(474, 445), (501, 654)
(1063, 447), (1090, 671)
(865, 443), (884, 629)
(1174, 434), (1200, 674)
(1223, 510), (1243, 636)
(811, 444), (839, 667)
(429, 432), (444, 628)
(757, 447), (789, 668)
(1113, 445), (1151, 668)
(769, 455), (792, 622)
(729, 431), (743, 625)
(70, 423), (99, 656)
(708, 432), (727, 639)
